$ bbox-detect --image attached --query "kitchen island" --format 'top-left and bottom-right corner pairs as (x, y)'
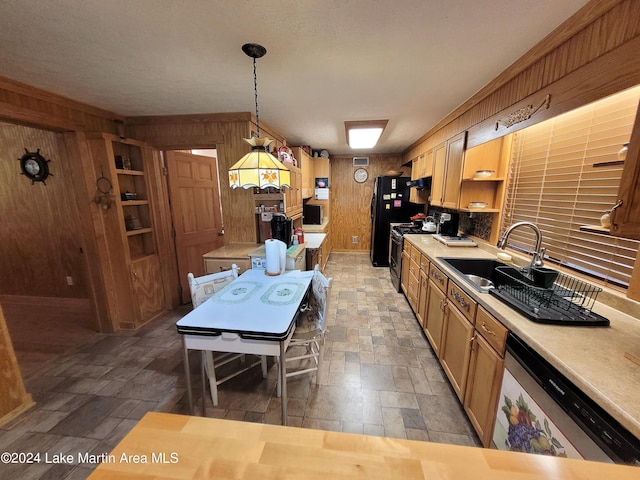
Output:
(88, 412), (639, 479)
(404, 235), (640, 443)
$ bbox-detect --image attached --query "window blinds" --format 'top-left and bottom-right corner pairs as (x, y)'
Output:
(502, 85), (640, 289)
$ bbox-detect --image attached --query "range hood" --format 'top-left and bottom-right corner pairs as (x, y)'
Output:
(406, 177), (431, 189)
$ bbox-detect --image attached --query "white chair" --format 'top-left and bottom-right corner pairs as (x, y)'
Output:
(188, 266), (267, 407)
(281, 265), (332, 390)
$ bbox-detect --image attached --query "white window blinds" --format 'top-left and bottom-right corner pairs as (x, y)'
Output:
(502, 85), (640, 289)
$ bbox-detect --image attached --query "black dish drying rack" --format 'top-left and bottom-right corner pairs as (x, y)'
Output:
(489, 265), (610, 326)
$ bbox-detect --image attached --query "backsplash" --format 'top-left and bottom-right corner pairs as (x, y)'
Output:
(459, 212), (494, 241)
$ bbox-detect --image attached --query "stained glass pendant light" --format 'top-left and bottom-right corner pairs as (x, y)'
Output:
(228, 43), (290, 190)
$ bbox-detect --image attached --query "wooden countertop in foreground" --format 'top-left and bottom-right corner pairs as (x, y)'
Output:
(88, 413), (637, 479)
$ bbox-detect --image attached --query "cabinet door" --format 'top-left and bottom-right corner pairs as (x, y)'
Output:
(440, 303), (474, 401)
(130, 255), (165, 326)
(442, 132), (466, 209)
(611, 100), (640, 240)
(401, 250), (411, 294)
(431, 142), (447, 206)
(424, 279), (446, 357)
(464, 334), (505, 447)
(417, 268), (429, 328)
(204, 258), (251, 274)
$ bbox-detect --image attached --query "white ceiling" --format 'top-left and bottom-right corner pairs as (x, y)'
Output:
(0, 0), (590, 154)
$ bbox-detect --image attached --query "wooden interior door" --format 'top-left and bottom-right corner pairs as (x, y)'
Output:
(166, 151), (224, 304)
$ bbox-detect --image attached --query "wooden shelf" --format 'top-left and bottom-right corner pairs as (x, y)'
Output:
(459, 208), (501, 213)
(126, 227), (153, 236)
(121, 200), (149, 206)
(462, 177), (505, 182)
(116, 168), (145, 176)
(579, 225), (610, 234)
(593, 160), (624, 168)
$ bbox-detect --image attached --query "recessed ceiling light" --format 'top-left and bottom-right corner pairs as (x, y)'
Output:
(345, 120), (388, 149)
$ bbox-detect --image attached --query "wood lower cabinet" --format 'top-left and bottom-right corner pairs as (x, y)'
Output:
(440, 302), (475, 401)
(464, 332), (505, 447)
(128, 255), (165, 329)
(423, 278), (447, 357)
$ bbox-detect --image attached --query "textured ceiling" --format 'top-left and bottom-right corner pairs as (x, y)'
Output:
(0, 0), (590, 154)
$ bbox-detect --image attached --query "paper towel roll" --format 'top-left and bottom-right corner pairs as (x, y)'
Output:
(265, 239), (285, 275)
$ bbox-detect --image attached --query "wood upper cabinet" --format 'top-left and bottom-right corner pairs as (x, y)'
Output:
(410, 150), (433, 204)
(441, 132), (467, 209)
(611, 99), (640, 240)
(297, 148), (314, 199)
(430, 142), (447, 207)
(283, 165), (303, 219)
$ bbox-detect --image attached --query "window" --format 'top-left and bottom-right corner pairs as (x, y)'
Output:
(502, 86), (640, 289)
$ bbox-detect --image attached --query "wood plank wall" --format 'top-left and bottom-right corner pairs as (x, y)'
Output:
(126, 114), (288, 245)
(329, 154), (420, 252)
(0, 123), (89, 299)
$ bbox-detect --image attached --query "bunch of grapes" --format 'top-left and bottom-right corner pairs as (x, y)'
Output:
(506, 422), (541, 452)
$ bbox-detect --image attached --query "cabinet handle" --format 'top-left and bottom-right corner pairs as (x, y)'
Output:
(219, 266), (231, 272)
(470, 333), (477, 350)
(432, 270), (443, 283)
(439, 298), (448, 312)
(450, 288), (469, 311)
(480, 322), (496, 336)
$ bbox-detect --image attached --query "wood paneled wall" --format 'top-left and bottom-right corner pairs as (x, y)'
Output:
(0, 76), (120, 134)
(329, 154), (422, 252)
(126, 114), (288, 245)
(0, 124), (89, 299)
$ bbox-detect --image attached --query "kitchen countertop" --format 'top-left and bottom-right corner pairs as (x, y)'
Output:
(302, 218), (329, 233)
(89, 412), (640, 479)
(203, 243), (260, 258)
(404, 235), (640, 440)
(304, 233), (326, 249)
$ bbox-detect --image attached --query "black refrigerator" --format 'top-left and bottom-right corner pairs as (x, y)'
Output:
(370, 176), (423, 266)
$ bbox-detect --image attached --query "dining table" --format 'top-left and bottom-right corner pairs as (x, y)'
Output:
(176, 268), (313, 425)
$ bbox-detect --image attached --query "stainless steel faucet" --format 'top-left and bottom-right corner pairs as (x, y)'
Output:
(497, 221), (545, 271)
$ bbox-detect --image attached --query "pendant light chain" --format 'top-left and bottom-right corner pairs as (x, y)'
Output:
(253, 57), (260, 138)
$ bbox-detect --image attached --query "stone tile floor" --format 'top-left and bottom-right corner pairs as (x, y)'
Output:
(0, 252), (479, 479)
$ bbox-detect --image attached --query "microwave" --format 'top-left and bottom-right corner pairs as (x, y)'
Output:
(303, 204), (323, 225)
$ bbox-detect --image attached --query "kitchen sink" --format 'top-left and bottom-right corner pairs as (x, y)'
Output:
(437, 257), (504, 293)
(437, 256), (610, 326)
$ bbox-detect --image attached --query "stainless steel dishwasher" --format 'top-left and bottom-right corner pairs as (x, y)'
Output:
(492, 333), (640, 465)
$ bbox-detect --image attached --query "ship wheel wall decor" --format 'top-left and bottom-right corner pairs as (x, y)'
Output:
(19, 148), (53, 185)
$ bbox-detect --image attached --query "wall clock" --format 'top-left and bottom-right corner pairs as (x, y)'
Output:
(354, 167), (368, 183)
(19, 148), (53, 185)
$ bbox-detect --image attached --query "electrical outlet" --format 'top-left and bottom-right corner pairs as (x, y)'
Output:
(66, 276), (73, 286)
(352, 236), (358, 244)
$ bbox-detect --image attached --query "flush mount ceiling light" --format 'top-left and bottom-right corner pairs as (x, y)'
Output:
(229, 43), (290, 190)
(345, 120), (389, 149)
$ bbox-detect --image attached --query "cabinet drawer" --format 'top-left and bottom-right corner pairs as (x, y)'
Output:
(447, 280), (477, 322)
(408, 270), (419, 298)
(475, 306), (508, 356)
(404, 242), (413, 258)
(429, 263), (448, 293)
(204, 258), (251, 274)
(409, 258), (420, 278)
(419, 254), (430, 272)
(410, 245), (422, 264)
